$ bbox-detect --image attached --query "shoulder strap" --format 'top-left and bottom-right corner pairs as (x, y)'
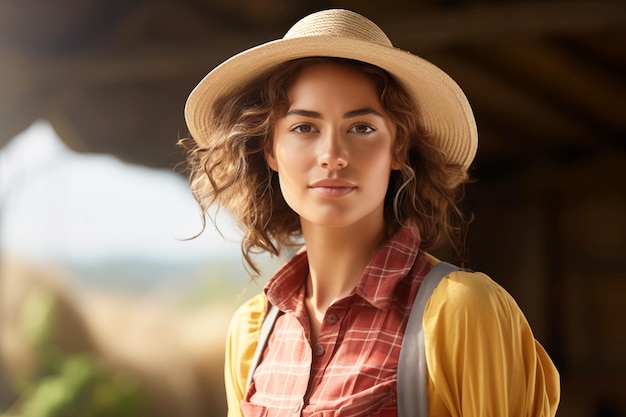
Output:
(246, 302), (281, 389)
(397, 261), (459, 417)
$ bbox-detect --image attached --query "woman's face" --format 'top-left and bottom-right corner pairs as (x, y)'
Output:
(265, 62), (398, 230)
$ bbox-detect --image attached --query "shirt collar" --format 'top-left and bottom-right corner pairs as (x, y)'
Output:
(264, 247), (309, 313)
(265, 223), (422, 312)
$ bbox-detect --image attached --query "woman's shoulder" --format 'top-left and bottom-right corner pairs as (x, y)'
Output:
(421, 254), (514, 309)
(228, 292), (268, 336)
(424, 263), (529, 333)
(436, 269), (515, 307)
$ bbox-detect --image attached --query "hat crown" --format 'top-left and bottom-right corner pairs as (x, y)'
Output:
(284, 9), (393, 47)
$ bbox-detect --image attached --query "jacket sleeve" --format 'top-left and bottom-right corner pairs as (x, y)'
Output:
(224, 293), (267, 417)
(424, 271), (560, 417)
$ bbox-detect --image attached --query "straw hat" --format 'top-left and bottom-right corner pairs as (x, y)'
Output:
(185, 9), (478, 170)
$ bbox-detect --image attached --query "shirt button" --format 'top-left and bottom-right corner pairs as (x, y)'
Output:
(326, 314), (338, 325)
(315, 345), (325, 356)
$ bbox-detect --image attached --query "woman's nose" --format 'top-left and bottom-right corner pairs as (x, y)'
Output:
(317, 131), (348, 169)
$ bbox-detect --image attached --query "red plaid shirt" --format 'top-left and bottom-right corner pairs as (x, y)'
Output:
(243, 224), (432, 417)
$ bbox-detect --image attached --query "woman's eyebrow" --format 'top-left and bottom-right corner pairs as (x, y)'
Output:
(285, 108), (383, 119)
(344, 108), (384, 118)
(285, 109), (322, 118)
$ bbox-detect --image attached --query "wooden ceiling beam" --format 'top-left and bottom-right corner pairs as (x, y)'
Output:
(381, 1), (626, 50)
(465, 41), (626, 132)
(4, 1), (624, 88)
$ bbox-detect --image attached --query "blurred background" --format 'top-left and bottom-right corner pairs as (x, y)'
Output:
(1, 0), (624, 416)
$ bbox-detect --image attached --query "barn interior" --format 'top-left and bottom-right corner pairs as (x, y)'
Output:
(1, 0), (625, 416)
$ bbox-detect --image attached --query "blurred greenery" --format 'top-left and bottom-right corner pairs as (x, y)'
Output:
(2, 289), (145, 417)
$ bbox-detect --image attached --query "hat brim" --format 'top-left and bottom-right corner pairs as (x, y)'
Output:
(185, 35), (477, 169)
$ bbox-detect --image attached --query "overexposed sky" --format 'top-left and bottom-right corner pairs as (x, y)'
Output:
(0, 120), (245, 264)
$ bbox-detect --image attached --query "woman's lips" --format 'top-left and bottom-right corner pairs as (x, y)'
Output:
(309, 178), (356, 197)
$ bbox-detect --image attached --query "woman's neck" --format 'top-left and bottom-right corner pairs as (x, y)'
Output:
(301, 215), (388, 313)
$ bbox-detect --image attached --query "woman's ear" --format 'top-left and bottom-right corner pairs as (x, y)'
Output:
(391, 149), (405, 171)
(264, 141), (278, 172)
(391, 157), (403, 171)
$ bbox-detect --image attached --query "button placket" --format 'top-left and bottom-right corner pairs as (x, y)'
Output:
(313, 310), (341, 359)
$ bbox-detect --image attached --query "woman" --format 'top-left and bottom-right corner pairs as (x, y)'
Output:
(181, 9), (560, 417)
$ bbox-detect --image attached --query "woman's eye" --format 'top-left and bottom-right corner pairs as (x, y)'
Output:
(349, 124), (375, 134)
(292, 124), (318, 134)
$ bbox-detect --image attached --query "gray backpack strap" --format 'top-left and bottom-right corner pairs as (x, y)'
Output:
(397, 261), (459, 417)
(246, 303), (281, 389)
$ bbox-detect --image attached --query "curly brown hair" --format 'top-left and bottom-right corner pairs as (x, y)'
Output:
(179, 57), (470, 275)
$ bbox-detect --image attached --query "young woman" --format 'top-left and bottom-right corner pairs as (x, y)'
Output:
(181, 9), (560, 417)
